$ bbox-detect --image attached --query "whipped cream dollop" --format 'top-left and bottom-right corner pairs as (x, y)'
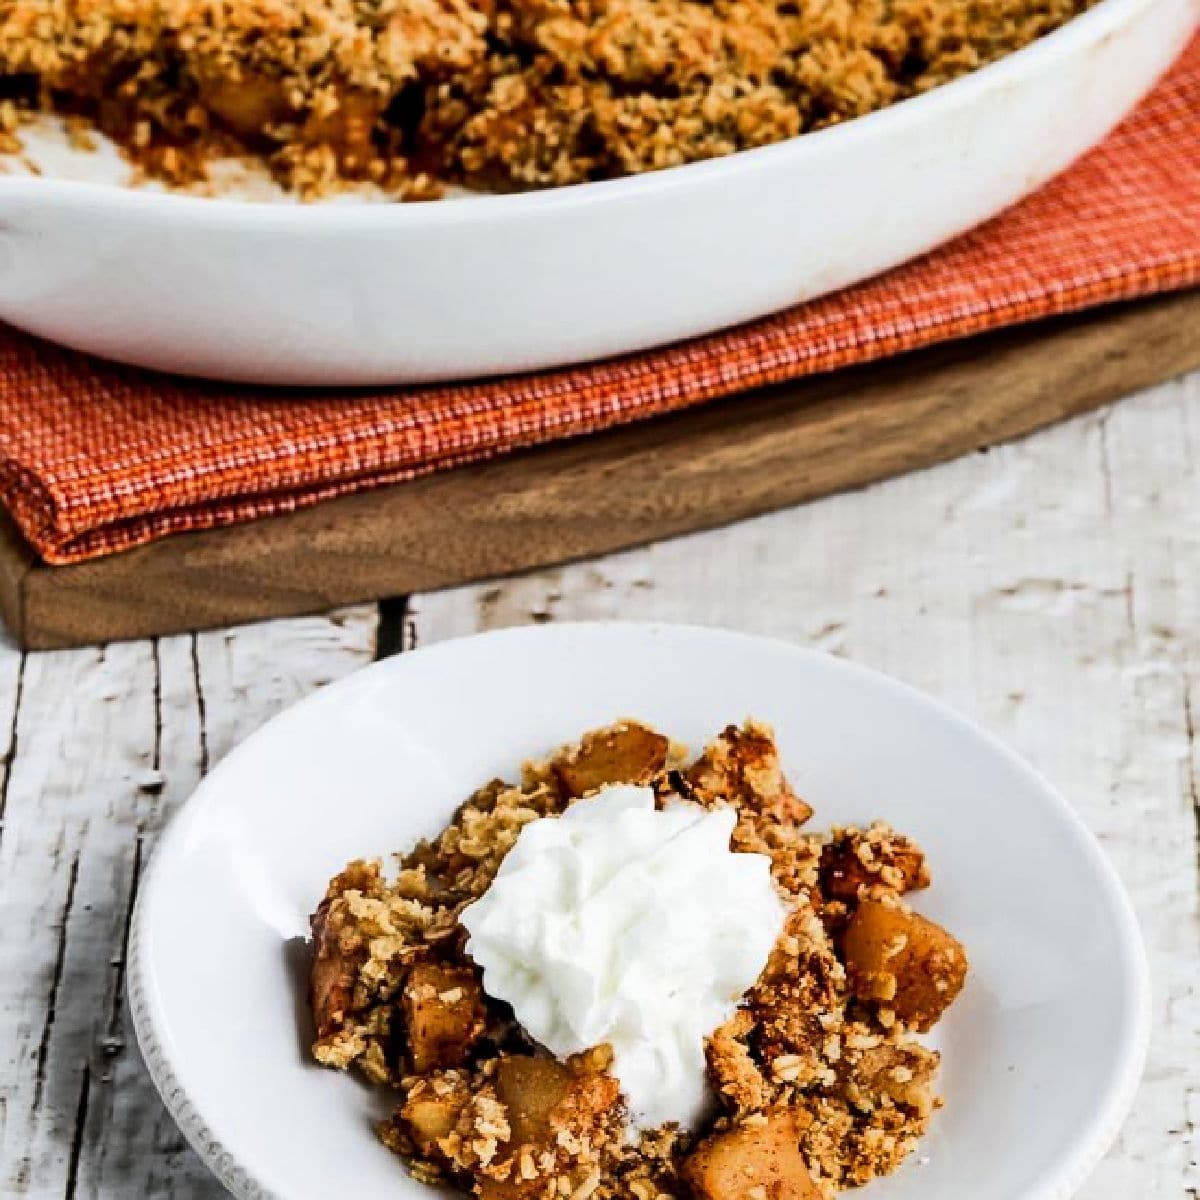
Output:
(460, 783), (787, 1130)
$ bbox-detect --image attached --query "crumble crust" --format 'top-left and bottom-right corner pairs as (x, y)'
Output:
(0, 0), (1095, 195)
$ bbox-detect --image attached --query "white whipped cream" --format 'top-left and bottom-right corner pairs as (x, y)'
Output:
(460, 783), (786, 1130)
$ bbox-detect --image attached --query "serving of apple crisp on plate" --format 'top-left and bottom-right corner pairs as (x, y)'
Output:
(309, 718), (967, 1198)
(127, 623), (1150, 1200)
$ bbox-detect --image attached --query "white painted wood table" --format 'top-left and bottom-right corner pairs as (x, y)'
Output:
(1, 371), (1197, 1199)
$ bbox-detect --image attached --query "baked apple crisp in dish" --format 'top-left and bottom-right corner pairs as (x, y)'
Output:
(0, 0), (1098, 197)
(309, 718), (968, 1198)
(0, 0), (1190, 383)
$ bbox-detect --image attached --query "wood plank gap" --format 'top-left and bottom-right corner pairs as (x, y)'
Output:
(62, 1062), (91, 1200)
(0, 650), (25, 842)
(103, 832), (144, 1049)
(1184, 684), (1200, 881)
(188, 635), (209, 777)
(374, 597), (410, 661)
(32, 851), (80, 1112)
(150, 639), (163, 774)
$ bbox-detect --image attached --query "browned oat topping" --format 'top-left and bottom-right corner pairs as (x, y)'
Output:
(0, 0), (1094, 196)
(306, 718), (968, 1197)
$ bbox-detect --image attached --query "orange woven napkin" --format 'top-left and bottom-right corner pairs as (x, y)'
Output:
(1, 37), (1197, 566)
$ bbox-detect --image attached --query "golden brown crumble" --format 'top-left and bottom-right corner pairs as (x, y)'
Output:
(309, 718), (968, 1197)
(0, 0), (1094, 196)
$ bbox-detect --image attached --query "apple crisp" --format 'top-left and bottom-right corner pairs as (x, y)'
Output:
(0, 0), (1095, 196)
(308, 719), (968, 1198)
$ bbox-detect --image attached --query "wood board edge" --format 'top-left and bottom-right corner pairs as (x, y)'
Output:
(5, 288), (1198, 650)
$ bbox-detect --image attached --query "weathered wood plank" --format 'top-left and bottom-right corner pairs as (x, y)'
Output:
(0, 639), (159, 1195)
(411, 372), (1200, 1200)
(78, 634), (211, 1200)
(0, 608), (378, 1199)
(0, 636), (26, 845)
(1084, 379), (1200, 1198)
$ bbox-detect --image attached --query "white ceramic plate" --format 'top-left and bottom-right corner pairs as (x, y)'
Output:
(129, 622), (1149, 1200)
(1, 0), (1196, 385)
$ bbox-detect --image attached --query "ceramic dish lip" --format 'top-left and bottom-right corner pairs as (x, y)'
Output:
(0, 0), (1171, 232)
(128, 621), (1152, 1200)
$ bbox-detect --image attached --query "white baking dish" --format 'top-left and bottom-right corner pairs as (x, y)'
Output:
(0, 0), (1195, 386)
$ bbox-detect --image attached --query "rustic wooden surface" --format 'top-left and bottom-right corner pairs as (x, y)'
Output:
(1, 368), (1198, 1199)
(3, 289), (1199, 650)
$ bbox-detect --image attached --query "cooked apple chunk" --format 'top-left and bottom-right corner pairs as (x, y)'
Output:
(475, 1054), (623, 1198)
(843, 899), (967, 1031)
(401, 962), (487, 1072)
(552, 720), (670, 797)
(309, 859), (382, 1043)
(402, 1095), (459, 1153)
(494, 1056), (574, 1144)
(682, 1110), (821, 1200)
(398, 1087), (470, 1158)
(494, 1054), (621, 1145)
(309, 902), (358, 1043)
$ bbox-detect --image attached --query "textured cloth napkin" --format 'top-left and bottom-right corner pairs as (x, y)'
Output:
(1, 36), (1197, 565)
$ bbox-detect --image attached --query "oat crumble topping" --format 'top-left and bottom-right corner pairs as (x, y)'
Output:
(0, 0), (1095, 196)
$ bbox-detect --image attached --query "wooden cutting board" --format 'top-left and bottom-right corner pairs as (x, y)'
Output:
(2, 288), (1198, 650)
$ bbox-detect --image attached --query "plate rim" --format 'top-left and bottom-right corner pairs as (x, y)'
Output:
(128, 620), (1152, 1200)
